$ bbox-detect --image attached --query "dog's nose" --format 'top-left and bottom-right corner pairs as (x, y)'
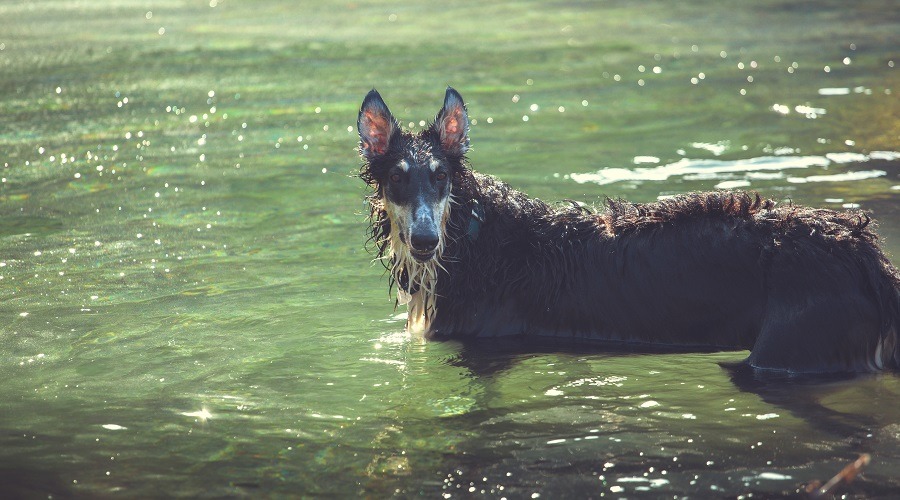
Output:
(410, 233), (439, 253)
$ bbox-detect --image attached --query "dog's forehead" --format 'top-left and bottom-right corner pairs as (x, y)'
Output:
(400, 135), (435, 166)
(398, 135), (440, 171)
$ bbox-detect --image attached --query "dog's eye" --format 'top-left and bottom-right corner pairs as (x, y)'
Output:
(435, 171), (447, 181)
(390, 173), (401, 183)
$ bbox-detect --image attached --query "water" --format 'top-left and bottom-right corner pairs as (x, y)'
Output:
(1, 1), (898, 497)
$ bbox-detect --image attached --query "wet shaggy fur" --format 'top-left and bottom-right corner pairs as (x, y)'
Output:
(359, 92), (900, 375)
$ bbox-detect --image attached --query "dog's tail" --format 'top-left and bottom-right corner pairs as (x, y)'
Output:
(868, 247), (900, 371)
(828, 211), (900, 372)
(881, 273), (900, 370)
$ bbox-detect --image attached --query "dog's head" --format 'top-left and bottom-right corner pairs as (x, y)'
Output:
(358, 87), (470, 264)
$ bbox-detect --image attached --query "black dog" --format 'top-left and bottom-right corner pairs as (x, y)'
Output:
(357, 87), (900, 374)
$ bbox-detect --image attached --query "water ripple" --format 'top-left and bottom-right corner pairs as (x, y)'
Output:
(569, 151), (900, 186)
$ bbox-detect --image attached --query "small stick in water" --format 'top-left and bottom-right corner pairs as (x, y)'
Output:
(806, 453), (871, 498)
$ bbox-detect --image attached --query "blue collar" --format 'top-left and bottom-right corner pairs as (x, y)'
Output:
(466, 200), (485, 241)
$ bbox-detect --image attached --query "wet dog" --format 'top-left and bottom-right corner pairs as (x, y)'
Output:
(357, 87), (900, 374)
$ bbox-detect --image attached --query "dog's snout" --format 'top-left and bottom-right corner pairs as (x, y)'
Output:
(410, 232), (439, 253)
(408, 197), (442, 258)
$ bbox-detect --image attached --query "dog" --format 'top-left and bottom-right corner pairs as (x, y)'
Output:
(357, 87), (900, 374)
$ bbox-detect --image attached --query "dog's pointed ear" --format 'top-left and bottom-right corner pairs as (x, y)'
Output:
(358, 89), (398, 160)
(434, 87), (469, 156)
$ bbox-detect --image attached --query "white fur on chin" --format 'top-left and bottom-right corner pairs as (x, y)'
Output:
(385, 186), (453, 335)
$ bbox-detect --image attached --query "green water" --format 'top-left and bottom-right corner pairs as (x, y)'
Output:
(1, 1), (898, 497)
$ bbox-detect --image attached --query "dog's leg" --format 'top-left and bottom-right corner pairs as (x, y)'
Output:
(746, 294), (882, 373)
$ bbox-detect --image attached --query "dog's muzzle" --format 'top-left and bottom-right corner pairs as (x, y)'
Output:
(409, 232), (438, 262)
(407, 200), (441, 262)
(410, 250), (435, 262)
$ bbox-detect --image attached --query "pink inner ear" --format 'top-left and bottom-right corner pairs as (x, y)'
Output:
(364, 110), (391, 154)
(445, 115), (459, 135)
(442, 109), (462, 148)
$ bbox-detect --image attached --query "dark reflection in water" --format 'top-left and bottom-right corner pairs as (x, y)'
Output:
(374, 338), (900, 498)
(0, 467), (70, 499)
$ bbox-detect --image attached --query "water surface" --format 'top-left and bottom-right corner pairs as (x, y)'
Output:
(1, 1), (898, 497)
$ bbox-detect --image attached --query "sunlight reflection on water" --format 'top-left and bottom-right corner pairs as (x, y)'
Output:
(568, 151), (899, 187)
